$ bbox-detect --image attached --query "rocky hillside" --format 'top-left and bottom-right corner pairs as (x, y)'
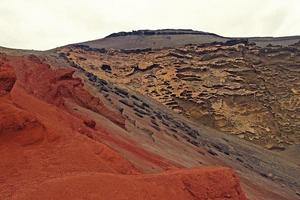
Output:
(1, 29), (300, 200)
(0, 51), (248, 200)
(72, 29), (300, 50)
(59, 39), (300, 152)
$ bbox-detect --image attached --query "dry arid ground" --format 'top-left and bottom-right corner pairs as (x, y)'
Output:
(1, 30), (300, 200)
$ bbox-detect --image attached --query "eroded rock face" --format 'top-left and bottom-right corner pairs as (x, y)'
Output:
(9, 54), (125, 128)
(2, 37), (300, 199)
(0, 54), (45, 147)
(59, 41), (300, 148)
(0, 53), (16, 95)
(0, 51), (250, 200)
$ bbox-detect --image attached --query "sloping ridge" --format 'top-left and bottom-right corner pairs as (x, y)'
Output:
(75, 29), (227, 50)
(56, 32), (300, 200)
(0, 52), (247, 200)
(2, 34), (300, 199)
(73, 29), (300, 50)
(105, 29), (223, 38)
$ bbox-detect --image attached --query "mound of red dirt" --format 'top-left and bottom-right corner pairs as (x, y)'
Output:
(0, 53), (247, 200)
(13, 167), (245, 200)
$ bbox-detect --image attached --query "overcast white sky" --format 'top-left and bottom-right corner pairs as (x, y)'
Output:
(1, 0), (300, 50)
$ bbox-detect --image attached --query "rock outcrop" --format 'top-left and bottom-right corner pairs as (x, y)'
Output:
(0, 51), (248, 200)
(60, 41), (300, 149)
(1, 30), (300, 200)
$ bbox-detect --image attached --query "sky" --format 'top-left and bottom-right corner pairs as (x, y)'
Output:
(0, 0), (300, 50)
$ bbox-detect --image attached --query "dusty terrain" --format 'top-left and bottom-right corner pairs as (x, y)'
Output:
(1, 29), (300, 200)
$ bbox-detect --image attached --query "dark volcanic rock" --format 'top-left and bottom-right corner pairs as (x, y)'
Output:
(101, 64), (112, 72)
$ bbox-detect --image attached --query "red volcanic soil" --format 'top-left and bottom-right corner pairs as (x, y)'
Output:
(13, 167), (244, 200)
(0, 52), (247, 200)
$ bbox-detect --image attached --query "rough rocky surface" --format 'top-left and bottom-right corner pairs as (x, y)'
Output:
(0, 50), (248, 200)
(1, 30), (300, 200)
(59, 41), (300, 150)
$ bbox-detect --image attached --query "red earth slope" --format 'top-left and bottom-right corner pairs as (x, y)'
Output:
(0, 52), (247, 200)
